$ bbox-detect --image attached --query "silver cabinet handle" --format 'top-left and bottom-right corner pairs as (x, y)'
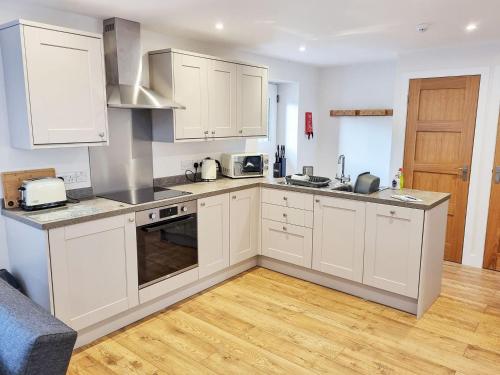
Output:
(282, 213), (287, 217)
(283, 196), (288, 201)
(232, 195), (236, 199)
(282, 226), (287, 231)
(239, 130), (243, 134)
(212, 130), (216, 135)
(99, 132), (105, 138)
(200, 202), (205, 207)
(390, 210), (396, 215)
(128, 217), (135, 223)
(315, 199), (320, 203)
(204, 130), (209, 135)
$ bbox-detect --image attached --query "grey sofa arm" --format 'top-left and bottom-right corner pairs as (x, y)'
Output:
(0, 278), (77, 375)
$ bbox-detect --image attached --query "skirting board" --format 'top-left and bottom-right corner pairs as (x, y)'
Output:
(75, 257), (258, 348)
(258, 256), (418, 315)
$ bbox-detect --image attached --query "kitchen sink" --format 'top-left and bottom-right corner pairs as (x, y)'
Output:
(330, 182), (353, 192)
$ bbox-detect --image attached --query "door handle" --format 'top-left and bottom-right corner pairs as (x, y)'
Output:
(458, 165), (469, 181)
(495, 166), (500, 184)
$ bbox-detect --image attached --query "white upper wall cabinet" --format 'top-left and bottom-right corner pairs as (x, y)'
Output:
(149, 49), (268, 142)
(0, 20), (108, 149)
(236, 65), (268, 137)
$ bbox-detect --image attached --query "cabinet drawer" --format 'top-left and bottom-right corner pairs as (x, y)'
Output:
(261, 203), (313, 228)
(261, 219), (312, 268)
(261, 188), (313, 211)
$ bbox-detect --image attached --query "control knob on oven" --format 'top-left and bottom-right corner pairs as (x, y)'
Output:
(181, 206), (188, 212)
(149, 213), (157, 220)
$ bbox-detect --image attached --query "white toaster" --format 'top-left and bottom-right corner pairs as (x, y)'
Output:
(19, 177), (67, 211)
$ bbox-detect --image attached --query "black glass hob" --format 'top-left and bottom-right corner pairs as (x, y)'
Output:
(98, 186), (192, 205)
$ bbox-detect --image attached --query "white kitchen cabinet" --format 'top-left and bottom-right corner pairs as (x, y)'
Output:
(149, 49), (268, 141)
(237, 64), (268, 136)
(208, 60), (238, 138)
(230, 188), (260, 265)
(0, 20), (108, 149)
(312, 196), (365, 282)
(48, 214), (138, 331)
(363, 203), (424, 298)
(172, 53), (209, 139)
(261, 188), (314, 211)
(261, 219), (312, 268)
(198, 194), (230, 278)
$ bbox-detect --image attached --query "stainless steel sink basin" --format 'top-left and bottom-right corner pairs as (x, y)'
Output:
(330, 182), (353, 192)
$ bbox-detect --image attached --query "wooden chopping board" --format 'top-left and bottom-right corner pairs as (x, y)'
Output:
(1, 168), (56, 209)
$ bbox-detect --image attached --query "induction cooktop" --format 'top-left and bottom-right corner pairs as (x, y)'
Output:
(98, 186), (192, 205)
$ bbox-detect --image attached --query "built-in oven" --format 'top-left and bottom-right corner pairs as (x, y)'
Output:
(135, 200), (197, 289)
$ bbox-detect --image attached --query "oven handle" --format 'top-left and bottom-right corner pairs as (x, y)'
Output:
(139, 215), (196, 233)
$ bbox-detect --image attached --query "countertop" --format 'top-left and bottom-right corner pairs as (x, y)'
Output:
(2, 177), (450, 230)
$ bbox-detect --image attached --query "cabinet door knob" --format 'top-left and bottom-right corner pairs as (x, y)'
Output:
(128, 217), (135, 223)
(232, 195), (236, 199)
(315, 199), (320, 203)
(390, 210), (396, 215)
(99, 132), (105, 138)
(204, 130), (209, 135)
(239, 130), (243, 134)
(200, 202), (206, 207)
(282, 213), (287, 217)
(282, 226), (287, 231)
(283, 196), (288, 201)
(212, 131), (216, 135)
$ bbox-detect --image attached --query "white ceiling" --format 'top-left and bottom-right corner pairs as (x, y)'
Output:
(18, 0), (500, 66)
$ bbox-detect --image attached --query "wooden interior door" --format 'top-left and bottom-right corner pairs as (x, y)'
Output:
(483, 115), (500, 271)
(403, 75), (480, 263)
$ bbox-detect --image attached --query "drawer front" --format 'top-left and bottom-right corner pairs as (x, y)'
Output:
(261, 188), (313, 211)
(261, 203), (313, 228)
(261, 219), (312, 268)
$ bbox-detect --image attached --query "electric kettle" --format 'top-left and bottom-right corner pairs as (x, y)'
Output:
(200, 157), (221, 181)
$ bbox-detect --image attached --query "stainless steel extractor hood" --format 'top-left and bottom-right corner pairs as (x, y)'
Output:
(103, 17), (183, 109)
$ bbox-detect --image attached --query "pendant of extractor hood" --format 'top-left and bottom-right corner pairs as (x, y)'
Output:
(103, 18), (184, 110)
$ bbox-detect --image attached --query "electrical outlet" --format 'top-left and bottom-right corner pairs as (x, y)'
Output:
(180, 160), (199, 171)
(59, 171), (89, 186)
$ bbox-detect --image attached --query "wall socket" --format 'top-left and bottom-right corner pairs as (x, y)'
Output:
(58, 171), (89, 186)
(180, 159), (200, 171)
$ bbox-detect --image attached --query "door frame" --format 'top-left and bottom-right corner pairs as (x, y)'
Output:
(391, 66), (500, 267)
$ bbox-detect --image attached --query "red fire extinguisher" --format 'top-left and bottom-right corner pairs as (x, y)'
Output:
(305, 112), (313, 139)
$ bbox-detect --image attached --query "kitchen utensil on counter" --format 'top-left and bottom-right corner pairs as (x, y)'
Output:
(1, 168), (56, 209)
(19, 177), (67, 211)
(354, 172), (380, 194)
(302, 166), (314, 176)
(200, 157), (221, 181)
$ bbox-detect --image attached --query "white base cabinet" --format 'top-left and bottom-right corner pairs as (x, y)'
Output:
(363, 203), (424, 298)
(49, 214), (138, 330)
(230, 188), (260, 265)
(312, 196), (366, 282)
(261, 219), (312, 268)
(198, 194), (230, 278)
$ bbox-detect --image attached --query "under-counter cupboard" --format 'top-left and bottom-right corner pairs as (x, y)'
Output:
(149, 49), (268, 141)
(3, 184), (449, 347)
(0, 20), (108, 149)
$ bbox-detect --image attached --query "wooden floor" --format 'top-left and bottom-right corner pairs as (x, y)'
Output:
(68, 262), (500, 374)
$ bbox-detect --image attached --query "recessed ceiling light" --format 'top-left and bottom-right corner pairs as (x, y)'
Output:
(299, 45), (306, 52)
(466, 23), (477, 32)
(215, 22), (224, 30)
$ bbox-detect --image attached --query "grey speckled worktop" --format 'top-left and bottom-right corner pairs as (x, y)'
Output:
(1, 177), (450, 230)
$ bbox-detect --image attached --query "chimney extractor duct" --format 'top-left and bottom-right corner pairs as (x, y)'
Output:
(103, 17), (184, 109)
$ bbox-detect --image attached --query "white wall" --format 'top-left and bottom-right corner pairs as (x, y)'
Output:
(317, 62), (397, 184)
(391, 43), (500, 267)
(276, 82), (299, 175)
(0, 2), (320, 270)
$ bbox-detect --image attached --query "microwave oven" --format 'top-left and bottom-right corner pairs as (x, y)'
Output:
(220, 153), (269, 178)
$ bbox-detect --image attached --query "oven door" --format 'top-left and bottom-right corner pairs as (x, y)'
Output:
(136, 214), (198, 289)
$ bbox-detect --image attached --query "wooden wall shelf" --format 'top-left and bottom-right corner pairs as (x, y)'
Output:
(330, 109), (393, 117)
